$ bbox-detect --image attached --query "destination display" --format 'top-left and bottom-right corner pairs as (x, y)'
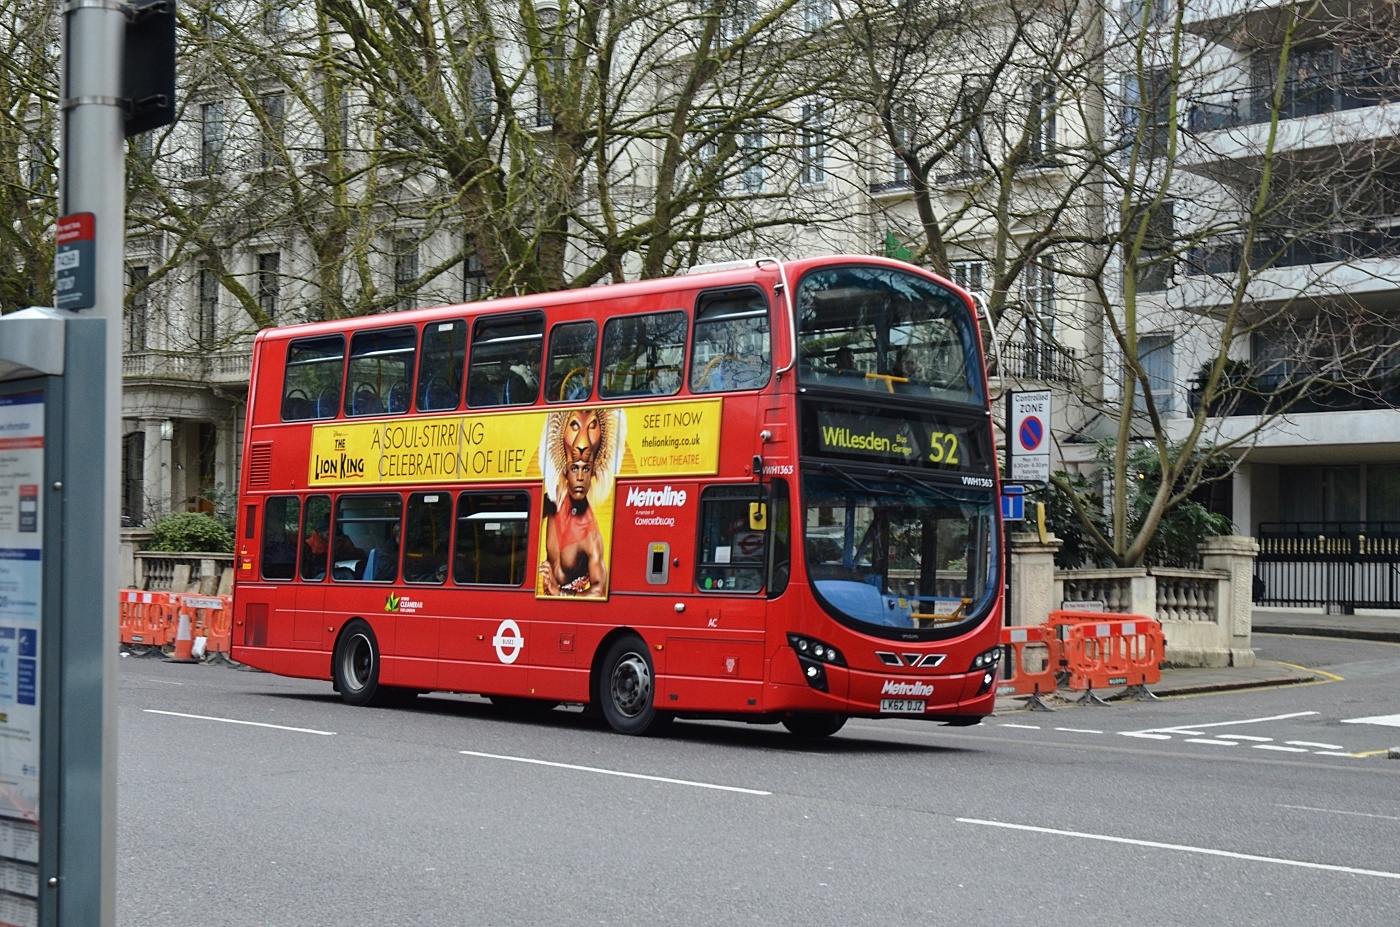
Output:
(800, 401), (993, 475)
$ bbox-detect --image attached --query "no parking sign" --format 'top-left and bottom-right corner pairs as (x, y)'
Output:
(1007, 390), (1052, 482)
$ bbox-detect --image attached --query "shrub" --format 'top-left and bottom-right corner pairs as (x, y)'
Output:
(147, 511), (233, 553)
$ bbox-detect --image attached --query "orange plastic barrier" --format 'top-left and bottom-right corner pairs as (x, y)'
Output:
(119, 591), (177, 648)
(997, 625), (1062, 697)
(180, 594), (233, 654)
(1056, 617), (1164, 692)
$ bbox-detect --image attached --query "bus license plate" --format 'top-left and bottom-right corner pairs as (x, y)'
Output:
(880, 698), (926, 714)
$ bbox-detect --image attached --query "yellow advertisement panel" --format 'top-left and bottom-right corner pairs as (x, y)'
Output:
(307, 398), (723, 488)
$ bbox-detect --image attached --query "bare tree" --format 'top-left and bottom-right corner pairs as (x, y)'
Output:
(0, 2), (60, 314)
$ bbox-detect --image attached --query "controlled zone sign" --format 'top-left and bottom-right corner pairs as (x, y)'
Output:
(1007, 390), (1052, 482)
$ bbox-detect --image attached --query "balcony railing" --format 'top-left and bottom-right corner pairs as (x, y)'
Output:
(990, 340), (1080, 383)
(1187, 68), (1400, 132)
(123, 349), (251, 386)
(1185, 224), (1400, 276)
(1186, 366), (1400, 417)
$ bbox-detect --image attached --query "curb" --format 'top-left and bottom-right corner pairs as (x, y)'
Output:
(1254, 624), (1400, 644)
(994, 671), (1320, 713)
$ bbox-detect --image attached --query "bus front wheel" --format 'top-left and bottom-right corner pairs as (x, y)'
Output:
(596, 635), (665, 735)
(782, 712), (847, 738)
(333, 619), (386, 707)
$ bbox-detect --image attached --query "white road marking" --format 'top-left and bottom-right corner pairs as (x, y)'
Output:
(1184, 739), (1238, 746)
(1282, 805), (1400, 822)
(1341, 713), (1400, 728)
(1313, 752), (1355, 758)
(143, 709), (335, 736)
(1213, 734), (1272, 742)
(1286, 741), (1344, 750)
(1054, 728), (1104, 734)
(459, 751), (771, 795)
(1121, 711), (1318, 740)
(1000, 723), (1042, 730)
(1252, 744), (1309, 753)
(957, 818), (1400, 881)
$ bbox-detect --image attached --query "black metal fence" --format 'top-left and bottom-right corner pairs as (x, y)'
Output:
(1255, 522), (1400, 612)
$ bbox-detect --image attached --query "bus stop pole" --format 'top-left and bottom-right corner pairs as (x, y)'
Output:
(57, 4), (125, 925)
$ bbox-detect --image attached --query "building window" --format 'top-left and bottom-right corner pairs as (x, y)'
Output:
(799, 99), (827, 186)
(394, 237), (419, 312)
(956, 87), (984, 174)
(198, 263), (219, 345)
(201, 101), (225, 173)
(1134, 332), (1175, 412)
(1023, 258), (1055, 324)
(262, 2), (287, 33)
(259, 92), (286, 168)
(469, 58), (495, 131)
(721, 0), (757, 42)
(121, 432), (145, 527)
(740, 127), (766, 193)
(1028, 80), (1056, 161)
(1122, 68), (1171, 159)
(1131, 200), (1174, 292)
(126, 265), (149, 351)
(889, 103), (913, 184)
(463, 251), (487, 301)
(257, 252), (281, 324)
(26, 135), (47, 193)
(802, 0), (831, 32)
(952, 260), (986, 295)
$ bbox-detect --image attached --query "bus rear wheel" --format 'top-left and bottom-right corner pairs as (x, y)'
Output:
(333, 619), (387, 707)
(596, 635), (664, 735)
(782, 712), (847, 738)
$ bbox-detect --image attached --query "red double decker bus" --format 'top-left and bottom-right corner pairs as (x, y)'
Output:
(231, 255), (1004, 736)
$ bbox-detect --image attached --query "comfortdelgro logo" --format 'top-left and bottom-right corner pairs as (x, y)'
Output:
(881, 680), (934, 697)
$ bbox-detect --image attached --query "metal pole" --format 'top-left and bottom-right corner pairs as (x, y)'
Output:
(57, 2), (123, 924)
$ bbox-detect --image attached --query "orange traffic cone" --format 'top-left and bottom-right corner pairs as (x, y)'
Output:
(165, 609), (200, 663)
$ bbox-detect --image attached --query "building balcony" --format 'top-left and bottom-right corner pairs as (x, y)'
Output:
(990, 340), (1080, 384)
(1186, 366), (1400, 418)
(1183, 73), (1400, 167)
(1183, 0), (1392, 51)
(123, 349), (251, 387)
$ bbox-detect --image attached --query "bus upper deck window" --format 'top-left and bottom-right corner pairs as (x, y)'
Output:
(417, 320), (466, 412)
(690, 286), (771, 393)
(282, 335), (345, 421)
(468, 313), (544, 408)
(599, 310), (687, 399)
(345, 326), (417, 417)
(545, 319), (597, 403)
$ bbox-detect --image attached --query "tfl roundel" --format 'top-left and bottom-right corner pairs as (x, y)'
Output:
(1018, 416), (1045, 453)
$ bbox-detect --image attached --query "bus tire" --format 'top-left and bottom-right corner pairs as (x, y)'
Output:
(333, 619), (386, 707)
(596, 635), (662, 735)
(781, 712), (847, 738)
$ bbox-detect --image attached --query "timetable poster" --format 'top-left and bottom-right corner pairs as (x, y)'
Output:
(0, 391), (42, 927)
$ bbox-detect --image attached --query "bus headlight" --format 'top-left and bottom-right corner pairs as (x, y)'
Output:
(788, 633), (845, 692)
(968, 646), (1001, 672)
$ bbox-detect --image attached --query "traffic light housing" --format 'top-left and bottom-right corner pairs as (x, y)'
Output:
(123, 1), (177, 137)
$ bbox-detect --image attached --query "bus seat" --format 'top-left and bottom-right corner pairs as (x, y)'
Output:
(351, 386), (383, 416)
(469, 375), (497, 407)
(386, 381), (410, 413)
(363, 548), (378, 582)
(420, 377), (457, 411)
(316, 387), (340, 418)
(283, 396), (312, 420)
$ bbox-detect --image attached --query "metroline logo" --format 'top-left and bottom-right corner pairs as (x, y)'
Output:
(625, 485), (688, 507)
(881, 680), (934, 697)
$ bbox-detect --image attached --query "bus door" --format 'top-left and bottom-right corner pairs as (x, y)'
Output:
(293, 494), (333, 647)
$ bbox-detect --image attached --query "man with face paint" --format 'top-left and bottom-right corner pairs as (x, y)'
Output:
(539, 409), (609, 597)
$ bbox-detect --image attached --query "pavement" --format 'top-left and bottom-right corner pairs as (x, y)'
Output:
(994, 606), (1398, 714)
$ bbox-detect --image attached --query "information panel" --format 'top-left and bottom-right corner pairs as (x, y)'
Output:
(0, 391), (42, 927)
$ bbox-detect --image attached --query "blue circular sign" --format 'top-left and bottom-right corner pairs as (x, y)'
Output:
(1018, 416), (1044, 452)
